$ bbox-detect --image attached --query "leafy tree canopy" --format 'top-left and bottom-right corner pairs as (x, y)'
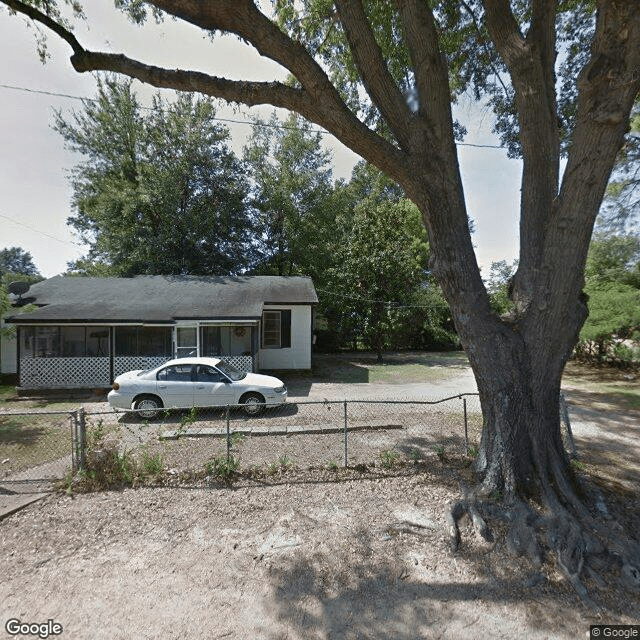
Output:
(243, 112), (336, 280)
(0, 246), (41, 283)
(56, 76), (254, 276)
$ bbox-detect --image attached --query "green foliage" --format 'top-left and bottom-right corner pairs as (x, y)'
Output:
(205, 454), (240, 481)
(484, 260), (518, 315)
(278, 455), (295, 469)
(576, 230), (640, 367)
(230, 432), (246, 447)
(0, 247), (41, 281)
(67, 420), (166, 492)
(325, 197), (431, 359)
(244, 112), (336, 280)
(379, 449), (399, 469)
(141, 450), (165, 476)
(55, 76), (254, 276)
(585, 233), (640, 289)
(577, 282), (640, 366)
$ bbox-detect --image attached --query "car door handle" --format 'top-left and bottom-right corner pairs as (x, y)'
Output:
(158, 385), (167, 389)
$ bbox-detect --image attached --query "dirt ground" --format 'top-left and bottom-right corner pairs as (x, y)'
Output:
(1, 356), (639, 639)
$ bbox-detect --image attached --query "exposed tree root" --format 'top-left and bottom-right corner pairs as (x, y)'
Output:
(445, 475), (640, 607)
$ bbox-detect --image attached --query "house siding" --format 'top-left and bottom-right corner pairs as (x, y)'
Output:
(258, 306), (312, 370)
(1, 331), (17, 374)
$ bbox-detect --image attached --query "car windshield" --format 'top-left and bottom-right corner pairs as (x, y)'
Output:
(215, 360), (247, 381)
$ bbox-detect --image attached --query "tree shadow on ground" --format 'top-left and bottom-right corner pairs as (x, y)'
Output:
(0, 417), (47, 446)
(255, 394), (640, 639)
(268, 562), (585, 639)
(263, 501), (621, 640)
(117, 402), (301, 426)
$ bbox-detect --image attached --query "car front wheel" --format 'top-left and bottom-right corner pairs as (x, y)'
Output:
(133, 395), (163, 419)
(240, 392), (265, 417)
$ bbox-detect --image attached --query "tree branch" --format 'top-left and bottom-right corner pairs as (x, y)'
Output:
(3, 0), (83, 54)
(333, 0), (412, 150)
(0, 0), (413, 185)
(483, 0), (560, 306)
(393, 0), (454, 150)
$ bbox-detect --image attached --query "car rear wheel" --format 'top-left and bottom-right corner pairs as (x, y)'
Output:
(240, 392), (265, 417)
(133, 395), (163, 419)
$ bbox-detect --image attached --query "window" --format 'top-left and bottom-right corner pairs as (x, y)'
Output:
(115, 327), (172, 357)
(20, 326), (110, 358)
(261, 310), (291, 349)
(195, 365), (226, 383)
(157, 364), (193, 382)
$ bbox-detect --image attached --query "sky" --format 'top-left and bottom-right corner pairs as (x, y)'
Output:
(0, 2), (521, 279)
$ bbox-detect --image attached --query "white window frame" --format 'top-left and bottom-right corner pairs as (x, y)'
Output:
(262, 311), (281, 349)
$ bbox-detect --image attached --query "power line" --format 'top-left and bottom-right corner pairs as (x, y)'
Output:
(0, 82), (325, 134)
(316, 286), (436, 309)
(0, 212), (80, 247)
(0, 82), (505, 149)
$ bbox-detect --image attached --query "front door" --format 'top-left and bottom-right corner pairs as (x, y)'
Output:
(176, 326), (198, 358)
(192, 364), (234, 408)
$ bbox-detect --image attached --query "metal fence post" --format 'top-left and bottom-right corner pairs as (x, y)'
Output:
(78, 406), (86, 471)
(226, 404), (231, 461)
(463, 397), (468, 451)
(71, 410), (78, 473)
(343, 400), (348, 467)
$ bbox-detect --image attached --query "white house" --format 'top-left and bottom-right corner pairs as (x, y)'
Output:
(2, 275), (317, 391)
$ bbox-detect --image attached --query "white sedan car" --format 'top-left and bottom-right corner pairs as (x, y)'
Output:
(108, 357), (287, 418)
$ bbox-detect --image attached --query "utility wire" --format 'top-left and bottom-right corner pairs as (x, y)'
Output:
(0, 212), (79, 247)
(315, 286), (437, 309)
(0, 82), (506, 149)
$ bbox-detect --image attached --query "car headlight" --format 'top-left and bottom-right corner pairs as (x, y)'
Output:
(111, 382), (120, 391)
(274, 386), (286, 394)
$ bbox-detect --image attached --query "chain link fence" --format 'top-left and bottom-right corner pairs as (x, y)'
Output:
(1, 392), (581, 489)
(0, 409), (77, 495)
(1, 395), (483, 486)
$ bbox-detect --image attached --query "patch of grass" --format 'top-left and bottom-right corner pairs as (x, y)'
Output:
(266, 462), (278, 476)
(65, 420), (167, 492)
(0, 412), (72, 475)
(607, 389), (640, 410)
(379, 449), (400, 469)
(571, 459), (587, 471)
(563, 362), (640, 410)
(304, 351), (469, 385)
(327, 460), (338, 471)
(141, 450), (165, 476)
(278, 455), (295, 469)
(231, 432), (246, 447)
(433, 444), (445, 460)
(205, 454), (240, 481)
(0, 385), (16, 402)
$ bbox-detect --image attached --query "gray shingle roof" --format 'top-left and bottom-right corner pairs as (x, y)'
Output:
(7, 275), (317, 324)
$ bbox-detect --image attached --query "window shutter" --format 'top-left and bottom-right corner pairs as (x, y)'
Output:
(281, 310), (291, 348)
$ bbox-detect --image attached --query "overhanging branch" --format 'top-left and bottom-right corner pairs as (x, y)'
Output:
(3, 0), (83, 54)
(69, 51), (306, 111)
